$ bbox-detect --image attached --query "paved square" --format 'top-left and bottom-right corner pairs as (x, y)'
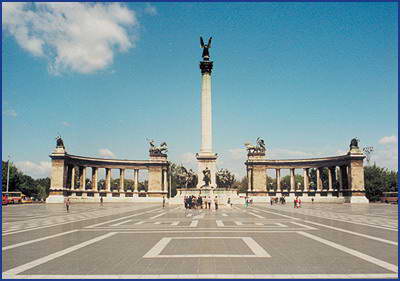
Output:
(2, 203), (398, 278)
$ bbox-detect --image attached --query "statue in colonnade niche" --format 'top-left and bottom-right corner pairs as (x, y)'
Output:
(203, 167), (211, 186)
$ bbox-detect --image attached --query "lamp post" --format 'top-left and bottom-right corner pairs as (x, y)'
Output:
(6, 155), (10, 193)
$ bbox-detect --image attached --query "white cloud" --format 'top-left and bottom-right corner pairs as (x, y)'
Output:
(378, 135), (397, 145)
(3, 109), (17, 117)
(370, 145), (398, 171)
(269, 148), (313, 159)
(144, 3), (157, 16)
(15, 161), (51, 179)
(98, 148), (115, 158)
(2, 2), (138, 74)
(228, 148), (246, 160)
(62, 121), (71, 127)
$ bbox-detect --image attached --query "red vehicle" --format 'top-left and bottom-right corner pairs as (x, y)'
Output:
(2, 194), (8, 205)
(2, 192), (23, 204)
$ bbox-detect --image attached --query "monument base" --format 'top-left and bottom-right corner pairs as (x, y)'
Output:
(196, 153), (218, 188)
(344, 196), (369, 203)
(46, 195), (65, 203)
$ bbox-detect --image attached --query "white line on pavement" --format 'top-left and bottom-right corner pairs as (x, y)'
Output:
(85, 208), (160, 228)
(216, 220), (224, 227)
(290, 221), (317, 230)
(3, 233), (117, 275)
(111, 219), (132, 227)
(189, 220), (198, 227)
(3, 274), (398, 279)
(143, 237), (171, 258)
(2, 230), (79, 251)
(250, 207), (300, 220)
(248, 212), (265, 219)
(297, 231), (398, 273)
(242, 237), (271, 257)
(149, 212), (166, 219)
(303, 220), (398, 246)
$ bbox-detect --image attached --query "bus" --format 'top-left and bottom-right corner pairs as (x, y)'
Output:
(2, 192), (23, 204)
(380, 192), (398, 204)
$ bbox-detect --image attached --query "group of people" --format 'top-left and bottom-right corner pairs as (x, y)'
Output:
(294, 196), (302, 208)
(244, 197), (253, 208)
(184, 195), (219, 210)
(270, 196), (286, 205)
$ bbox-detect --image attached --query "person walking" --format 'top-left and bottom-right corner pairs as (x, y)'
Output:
(207, 196), (211, 210)
(214, 196), (219, 210)
(65, 197), (70, 213)
(100, 196), (103, 206)
(162, 196), (166, 208)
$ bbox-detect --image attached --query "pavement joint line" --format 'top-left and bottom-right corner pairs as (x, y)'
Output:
(2, 230), (79, 251)
(297, 231), (398, 273)
(149, 212), (166, 219)
(85, 207), (160, 228)
(111, 219), (133, 227)
(247, 212), (265, 219)
(80, 229), (310, 233)
(2, 274), (398, 279)
(290, 221), (317, 230)
(263, 206), (398, 231)
(250, 207), (301, 220)
(303, 220), (398, 246)
(143, 237), (271, 258)
(3, 232), (117, 275)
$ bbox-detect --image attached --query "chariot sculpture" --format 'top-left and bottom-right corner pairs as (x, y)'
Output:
(244, 137), (266, 154)
(148, 139), (168, 156)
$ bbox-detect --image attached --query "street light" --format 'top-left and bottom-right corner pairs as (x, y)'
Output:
(6, 155), (10, 193)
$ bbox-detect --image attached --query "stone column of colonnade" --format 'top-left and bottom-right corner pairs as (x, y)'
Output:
(276, 169), (281, 193)
(134, 169), (139, 192)
(92, 167), (98, 194)
(303, 168), (309, 192)
(290, 169), (295, 192)
(105, 168), (111, 194)
(316, 168), (322, 192)
(119, 169), (125, 196)
(247, 168), (253, 191)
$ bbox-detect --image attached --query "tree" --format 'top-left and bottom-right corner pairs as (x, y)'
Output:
(216, 168), (235, 189)
(309, 168), (329, 189)
(363, 164), (396, 202)
(238, 176), (248, 193)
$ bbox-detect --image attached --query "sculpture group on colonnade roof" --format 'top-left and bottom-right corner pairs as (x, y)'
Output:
(55, 135), (65, 149)
(148, 139), (168, 156)
(350, 137), (360, 149)
(245, 137), (266, 154)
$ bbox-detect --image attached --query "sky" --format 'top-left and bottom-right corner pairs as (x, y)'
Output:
(2, 2), (398, 180)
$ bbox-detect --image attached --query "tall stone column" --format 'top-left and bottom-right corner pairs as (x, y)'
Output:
(196, 45), (218, 188)
(316, 168), (322, 191)
(290, 168), (295, 192)
(92, 167), (98, 191)
(276, 169), (281, 192)
(247, 168), (253, 191)
(328, 167), (333, 191)
(134, 169), (139, 192)
(303, 168), (309, 192)
(119, 169), (125, 192)
(80, 167), (86, 190)
(105, 168), (111, 191)
(71, 166), (76, 190)
(162, 169), (168, 192)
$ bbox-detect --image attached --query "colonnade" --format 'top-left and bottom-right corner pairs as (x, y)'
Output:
(247, 165), (349, 194)
(245, 147), (367, 203)
(47, 147), (170, 202)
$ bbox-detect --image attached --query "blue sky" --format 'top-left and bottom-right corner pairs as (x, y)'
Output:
(2, 2), (398, 179)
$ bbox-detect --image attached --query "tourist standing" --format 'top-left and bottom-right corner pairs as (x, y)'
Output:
(100, 196), (103, 206)
(162, 196), (166, 208)
(214, 196), (219, 210)
(207, 196), (211, 209)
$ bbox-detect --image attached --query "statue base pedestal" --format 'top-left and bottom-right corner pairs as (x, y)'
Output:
(196, 152), (218, 188)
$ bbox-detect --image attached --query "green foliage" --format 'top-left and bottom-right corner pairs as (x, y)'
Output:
(309, 168), (329, 189)
(364, 164), (397, 202)
(2, 161), (50, 200)
(216, 168), (235, 189)
(237, 176), (248, 193)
